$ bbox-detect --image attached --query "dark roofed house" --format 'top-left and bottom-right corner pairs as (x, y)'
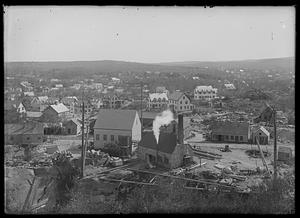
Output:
(94, 109), (141, 155)
(211, 121), (250, 143)
(138, 131), (193, 169)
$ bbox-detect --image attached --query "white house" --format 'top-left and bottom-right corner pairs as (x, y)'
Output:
(224, 83), (236, 90)
(148, 93), (169, 110)
(194, 86), (217, 101)
(168, 91), (194, 113)
(17, 102), (26, 114)
(93, 109), (141, 154)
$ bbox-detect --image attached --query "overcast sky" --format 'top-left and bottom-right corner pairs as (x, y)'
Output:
(4, 6), (295, 63)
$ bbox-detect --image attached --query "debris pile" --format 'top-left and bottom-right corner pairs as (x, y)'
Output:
(85, 150), (123, 167)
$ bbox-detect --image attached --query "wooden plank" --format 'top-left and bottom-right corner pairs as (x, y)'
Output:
(256, 136), (271, 177)
(98, 177), (158, 186)
(126, 168), (233, 189)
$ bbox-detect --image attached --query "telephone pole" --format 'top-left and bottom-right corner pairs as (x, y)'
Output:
(140, 81), (143, 133)
(81, 92), (85, 178)
(273, 108), (277, 180)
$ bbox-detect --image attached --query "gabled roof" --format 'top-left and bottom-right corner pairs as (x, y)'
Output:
(139, 131), (177, 154)
(37, 96), (49, 103)
(211, 121), (250, 136)
(254, 126), (270, 136)
(168, 91), (184, 101)
(67, 118), (81, 126)
(94, 109), (138, 130)
(50, 103), (69, 114)
(149, 93), (168, 101)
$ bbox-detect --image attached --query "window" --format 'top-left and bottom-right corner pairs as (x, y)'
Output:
(185, 101), (188, 104)
(27, 137), (30, 140)
(96, 134), (99, 140)
(180, 106), (182, 110)
(103, 135), (107, 141)
(184, 106), (186, 109)
(231, 136), (234, 140)
(111, 135), (114, 141)
(183, 96), (185, 99)
(225, 135), (229, 140)
(180, 101), (182, 104)
(240, 136), (243, 141)
(38, 137), (41, 140)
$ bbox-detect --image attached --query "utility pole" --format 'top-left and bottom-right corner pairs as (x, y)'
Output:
(273, 108), (277, 180)
(81, 92), (85, 178)
(140, 81), (143, 133)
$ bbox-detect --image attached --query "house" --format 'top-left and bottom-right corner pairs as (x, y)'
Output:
(74, 99), (93, 115)
(148, 93), (169, 111)
(138, 131), (193, 169)
(155, 86), (169, 95)
(168, 91), (194, 113)
(93, 109), (141, 154)
(63, 119), (81, 135)
(224, 83), (236, 90)
(30, 96), (49, 112)
(5, 122), (44, 145)
(40, 103), (70, 122)
(16, 102), (26, 114)
(61, 96), (78, 115)
(102, 94), (124, 109)
(252, 126), (270, 145)
(210, 121), (250, 143)
(194, 86), (217, 101)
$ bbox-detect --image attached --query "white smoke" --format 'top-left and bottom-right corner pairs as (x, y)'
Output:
(152, 109), (174, 144)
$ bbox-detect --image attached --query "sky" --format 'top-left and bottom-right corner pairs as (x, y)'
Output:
(4, 6), (295, 63)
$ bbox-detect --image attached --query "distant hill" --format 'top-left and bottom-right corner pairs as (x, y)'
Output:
(157, 57), (295, 71)
(4, 60), (200, 75)
(4, 57), (294, 77)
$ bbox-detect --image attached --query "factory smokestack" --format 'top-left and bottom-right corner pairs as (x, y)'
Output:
(153, 109), (174, 144)
(178, 114), (184, 145)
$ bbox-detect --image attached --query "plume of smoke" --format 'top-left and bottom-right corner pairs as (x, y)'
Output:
(152, 109), (174, 144)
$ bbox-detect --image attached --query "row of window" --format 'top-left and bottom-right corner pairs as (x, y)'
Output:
(195, 91), (217, 94)
(215, 135), (244, 141)
(195, 95), (216, 99)
(95, 134), (125, 142)
(157, 155), (169, 164)
(175, 105), (193, 110)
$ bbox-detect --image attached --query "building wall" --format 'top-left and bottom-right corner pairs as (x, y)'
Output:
(211, 133), (249, 143)
(194, 88), (217, 101)
(94, 128), (132, 149)
(169, 95), (194, 113)
(42, 107), (59, 121)
(253, 129), (270, 145)
(5, 133), (43, 145)
(137, 146), (173, 168)
(64, 121), (80, 135)
(131, 113), (142, 142)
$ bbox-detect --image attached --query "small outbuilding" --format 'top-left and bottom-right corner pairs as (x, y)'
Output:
(278, 146), (293, 162)
(63, 119), (81, 135)
(252, 126), (270, 145)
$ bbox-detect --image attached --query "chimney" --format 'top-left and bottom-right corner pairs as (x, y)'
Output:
(178, 114), (184, 145)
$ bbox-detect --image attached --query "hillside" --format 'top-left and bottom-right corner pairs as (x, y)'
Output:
(157, 57), (295, 71)
(4, 60), (200, 75)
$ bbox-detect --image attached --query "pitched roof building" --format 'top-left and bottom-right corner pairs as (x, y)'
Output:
(93, 109), (141, 154)
(211, 121), (250, 143)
